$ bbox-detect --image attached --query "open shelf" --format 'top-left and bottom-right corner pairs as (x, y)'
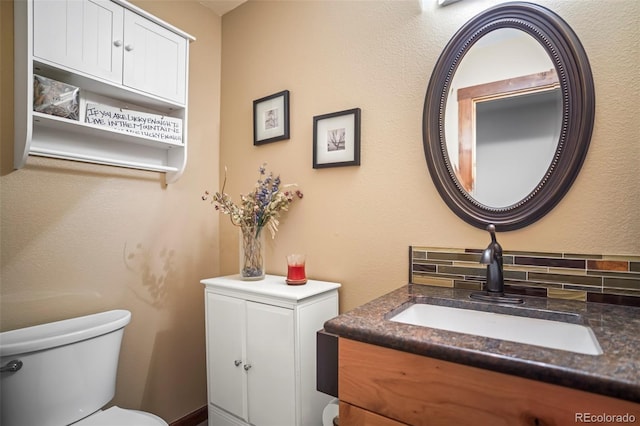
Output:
(33, 112), (184, 150)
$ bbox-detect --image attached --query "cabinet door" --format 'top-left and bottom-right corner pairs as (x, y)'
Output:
(33, 0), (124, 83)
(123, 10), (187, 104)
(246, 301), (296, 426)
(207, 293), (247, 422)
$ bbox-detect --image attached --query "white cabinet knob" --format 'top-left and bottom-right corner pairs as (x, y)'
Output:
(125, 44), (134, 52)
(113, 40), (123, 47)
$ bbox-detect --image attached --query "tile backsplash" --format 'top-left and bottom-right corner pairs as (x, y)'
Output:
(410, 247), (640, 307)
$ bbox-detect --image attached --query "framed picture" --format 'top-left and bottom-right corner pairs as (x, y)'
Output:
(253, 90), (290, 145)
(313, 108), (361, 168)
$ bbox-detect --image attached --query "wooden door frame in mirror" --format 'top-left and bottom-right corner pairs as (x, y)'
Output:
(457, 68), (559, 194)
(423, 2), (595, 231)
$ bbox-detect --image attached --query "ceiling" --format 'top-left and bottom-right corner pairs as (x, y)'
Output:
(200, 0), (247, 16)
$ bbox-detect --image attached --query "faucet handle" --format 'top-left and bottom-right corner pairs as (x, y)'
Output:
(486, 224), (497, 243)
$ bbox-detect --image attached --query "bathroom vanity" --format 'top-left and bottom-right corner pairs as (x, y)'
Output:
(201, 275), (340, 426)
(324, 285), (640, 425)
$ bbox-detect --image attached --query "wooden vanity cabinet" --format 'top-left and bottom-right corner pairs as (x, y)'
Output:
(339, 338), (640, 426)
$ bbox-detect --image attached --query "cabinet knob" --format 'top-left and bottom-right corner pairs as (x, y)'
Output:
(243, 364), (252, 371)
(113, 40), (123, 47)
(234, 359), (242, 367)
(125, 44), (134, 52)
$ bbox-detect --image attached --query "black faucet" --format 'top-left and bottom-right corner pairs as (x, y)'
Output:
(480, 224), (504, 294)
(470, 224), (523, 304)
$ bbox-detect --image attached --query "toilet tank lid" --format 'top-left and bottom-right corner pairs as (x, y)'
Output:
(0, 310), (131, 358)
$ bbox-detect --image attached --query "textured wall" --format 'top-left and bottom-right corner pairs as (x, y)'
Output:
(1, 0), (638, 421)
(0, 0), (220, 422)
(219, 0), (639, 313)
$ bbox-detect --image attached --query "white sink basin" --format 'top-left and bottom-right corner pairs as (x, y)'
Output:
(390, 303), (603, 355)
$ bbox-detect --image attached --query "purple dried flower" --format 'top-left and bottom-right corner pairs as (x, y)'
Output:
(203, 163), (302, 238)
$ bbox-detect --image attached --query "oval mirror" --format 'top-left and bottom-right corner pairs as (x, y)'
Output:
(423, 2), (595, 231)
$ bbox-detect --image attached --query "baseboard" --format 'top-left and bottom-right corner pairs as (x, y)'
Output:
(169, 406), (207, 426)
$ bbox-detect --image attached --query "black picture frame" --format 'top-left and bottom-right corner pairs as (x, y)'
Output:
(253, 90), (290, 145)
(313, 108), (361, 168)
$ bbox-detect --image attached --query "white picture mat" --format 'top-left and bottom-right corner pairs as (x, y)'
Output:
(316, 113), (356, 164)
(255, 96), (285, 141)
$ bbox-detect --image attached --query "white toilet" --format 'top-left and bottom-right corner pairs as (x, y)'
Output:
(0, 309), (167, 426)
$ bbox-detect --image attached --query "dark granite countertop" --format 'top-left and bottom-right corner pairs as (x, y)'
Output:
(323, 284), (640, 403)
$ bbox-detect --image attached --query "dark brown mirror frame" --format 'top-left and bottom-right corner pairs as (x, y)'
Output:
(423, 2), (595, 231)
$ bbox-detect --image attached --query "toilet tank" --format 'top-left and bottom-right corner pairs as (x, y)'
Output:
(0, 310), (132, 426)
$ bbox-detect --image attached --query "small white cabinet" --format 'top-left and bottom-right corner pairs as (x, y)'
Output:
(202, 275), (341, 426)
(15, 0), (194, 182)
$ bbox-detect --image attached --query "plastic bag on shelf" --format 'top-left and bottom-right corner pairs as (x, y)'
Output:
(33, 75), (80, 120)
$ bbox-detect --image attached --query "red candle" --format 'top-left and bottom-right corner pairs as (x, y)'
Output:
(287, 264), (306, 281)
(286, 254), (307, 284)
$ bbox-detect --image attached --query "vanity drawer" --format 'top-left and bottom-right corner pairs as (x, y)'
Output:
(339, 338), (640, 426)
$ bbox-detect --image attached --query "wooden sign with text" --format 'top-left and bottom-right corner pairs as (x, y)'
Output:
(85, 103), (183, 144)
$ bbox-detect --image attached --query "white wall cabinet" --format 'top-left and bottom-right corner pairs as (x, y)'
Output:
(33, 0), (187, 104)
(122, 9), (187, 104)
(15, 0), (194, 183)
(202, 275), (341, 426)
(33, 0), (125, 85)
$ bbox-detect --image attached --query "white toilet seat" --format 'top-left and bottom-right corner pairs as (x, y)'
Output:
(73, 406), (168, 426)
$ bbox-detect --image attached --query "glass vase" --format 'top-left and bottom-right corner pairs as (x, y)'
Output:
(239, 225), (265, 280)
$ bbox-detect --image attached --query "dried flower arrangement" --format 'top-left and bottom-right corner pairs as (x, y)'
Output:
(203, 163), (303, 239)
(203, 164), (303, 279)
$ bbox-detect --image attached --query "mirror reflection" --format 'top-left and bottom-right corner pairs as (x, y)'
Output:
(444, 28), (562, 207)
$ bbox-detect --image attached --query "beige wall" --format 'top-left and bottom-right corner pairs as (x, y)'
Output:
(1, 0), (639, 423)
(0, 0), (220, 422)
(219, 0), (639, 313)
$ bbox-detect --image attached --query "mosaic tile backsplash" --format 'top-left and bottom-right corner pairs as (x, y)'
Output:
(410, 247), (640, 307)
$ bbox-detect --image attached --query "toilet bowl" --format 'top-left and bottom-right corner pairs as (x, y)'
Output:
(74, 406), (167, 426)
(0, 310), (167, 426)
